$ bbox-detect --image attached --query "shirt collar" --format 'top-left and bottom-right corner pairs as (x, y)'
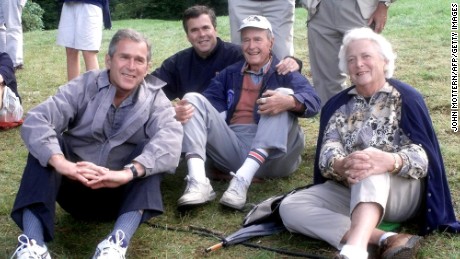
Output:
(348, 82), (392, 96)
(241, 57), (273, 75)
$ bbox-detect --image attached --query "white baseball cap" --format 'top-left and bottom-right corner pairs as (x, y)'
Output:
(238, 15), (272, 33)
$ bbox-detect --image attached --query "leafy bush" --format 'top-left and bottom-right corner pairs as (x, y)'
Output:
(33, 0), (62, 30)
(22, 1), (45, 32)
(27, 0), (229, 30)
(111, 0), (228, 20)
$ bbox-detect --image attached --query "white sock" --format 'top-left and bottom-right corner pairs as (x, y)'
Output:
(379, 232), (397, 247)
(340, 245), (368, 259)
(186, 157), (207, 182)
(235, 149), (268, 183)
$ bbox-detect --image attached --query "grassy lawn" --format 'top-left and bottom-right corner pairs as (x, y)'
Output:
(1, 0), (459, 258)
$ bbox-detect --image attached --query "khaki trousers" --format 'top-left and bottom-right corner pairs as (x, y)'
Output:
(279, 174), (423, 248)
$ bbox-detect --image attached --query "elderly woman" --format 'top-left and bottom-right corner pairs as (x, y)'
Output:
(279, 27), (460, 259)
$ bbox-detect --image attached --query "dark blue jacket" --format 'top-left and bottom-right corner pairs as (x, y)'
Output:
(152, 38), (242, 100)
(202, 57), (321, 124)
(314, 78), (460, 235)
(0, 52), (20, 102)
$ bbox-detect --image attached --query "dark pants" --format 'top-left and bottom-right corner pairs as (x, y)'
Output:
(11, 153), (164, 242)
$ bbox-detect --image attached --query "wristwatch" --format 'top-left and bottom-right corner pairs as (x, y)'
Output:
(124, 163), (139, 179)
(380, 0), (391, 7)
(390, 153), (400, 174)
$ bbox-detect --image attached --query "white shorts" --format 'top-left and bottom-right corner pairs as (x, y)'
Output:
(56, 2), (103, 51)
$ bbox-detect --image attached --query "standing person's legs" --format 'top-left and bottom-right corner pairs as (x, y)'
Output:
(66, 47), (80, 80)
(307, 0), (366, 105)
(228, 0), (259, 45)
(2, 0), (25, 67)
(75, 3), (102, 73)
(57, 2), (102, 81)
(82, 50), (99, 72)
(57, 2), (79, 80)
(260, 0), (295, 59)
(0, 2), (6, 53)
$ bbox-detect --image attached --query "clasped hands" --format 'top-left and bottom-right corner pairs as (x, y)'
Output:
(334, 147), (394, 185)
(50, 155), (131, 189)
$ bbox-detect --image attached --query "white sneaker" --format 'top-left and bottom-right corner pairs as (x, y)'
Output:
(92, 230), (128, 259)
(219, 172), (250, 210)
(177, 176), (216, 207)
(11, 234), (51, 259)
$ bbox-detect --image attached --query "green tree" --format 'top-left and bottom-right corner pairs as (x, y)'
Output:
(22, 1), (45, 32)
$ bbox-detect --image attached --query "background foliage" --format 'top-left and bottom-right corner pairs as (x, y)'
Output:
(22, 0), (45, 31)
(25, 0), (229, 30)
(25, 0), (303, 30)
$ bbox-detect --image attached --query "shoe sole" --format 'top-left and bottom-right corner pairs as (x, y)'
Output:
(219, 198), (245, 210)
(382, 236), (422, 259)
(177, 192), (216, 208)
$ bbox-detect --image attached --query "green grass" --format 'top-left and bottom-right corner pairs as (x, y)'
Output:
(1, 0), (460, 258)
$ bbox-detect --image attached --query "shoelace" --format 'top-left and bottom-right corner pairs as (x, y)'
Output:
(184, 175), (201, 192)
(100, 230), (126, 256)
(227, 172), (248, 195)
(10, 235), (43, 259)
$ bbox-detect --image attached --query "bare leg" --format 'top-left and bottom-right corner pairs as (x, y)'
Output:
(344, 202), (382, 250)
(82, 50), (99, 72)
(66, 47), (80, 81)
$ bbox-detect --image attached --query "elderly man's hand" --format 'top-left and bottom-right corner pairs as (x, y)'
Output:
(257, 89), (296, 115)
(174, 99), (194, 124)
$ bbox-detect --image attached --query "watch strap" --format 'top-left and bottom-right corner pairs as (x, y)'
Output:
(124, 163), (139, 179)
(390, 153), (400, 174)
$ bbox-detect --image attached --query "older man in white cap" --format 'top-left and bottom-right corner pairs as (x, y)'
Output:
(175, 15), (321, 210)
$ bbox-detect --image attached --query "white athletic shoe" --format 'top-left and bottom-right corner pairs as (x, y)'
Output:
(219, 172), (250, 210)
(177, 176), (216, 207)
(11, 234), (51, 259)
(92, 230), (128, 259)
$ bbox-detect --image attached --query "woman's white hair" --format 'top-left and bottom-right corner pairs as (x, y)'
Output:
(338, 27), (396, 78)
